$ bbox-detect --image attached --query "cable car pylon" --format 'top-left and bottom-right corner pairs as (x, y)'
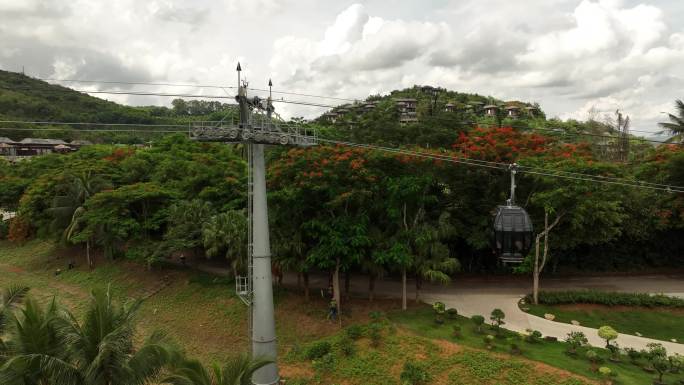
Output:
(190, 63), (317, 385)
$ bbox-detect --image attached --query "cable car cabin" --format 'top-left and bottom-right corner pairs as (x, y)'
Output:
(493, 205), (534, 263)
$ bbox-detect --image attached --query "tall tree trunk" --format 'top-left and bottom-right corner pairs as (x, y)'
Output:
(86, 240), (92, 269)
(368, 273), (375, 302)
(297, 272), (302, 289)
(402, 268), (407, 310)
(333, 258), (341, 326)
(415, 275), (422, 303)
(303, 271), (310, 302)
(344, 270), (350, 301)
(533, 211), (562, 305)
(533, 234), (541, 305)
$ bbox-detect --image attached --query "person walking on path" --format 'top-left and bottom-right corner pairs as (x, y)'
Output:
(328, 299), (338, 321)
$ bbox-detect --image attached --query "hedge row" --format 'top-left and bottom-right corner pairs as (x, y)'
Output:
(526, 290), (684, 308)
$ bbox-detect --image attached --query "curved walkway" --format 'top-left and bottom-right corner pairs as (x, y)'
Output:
(283, 272), (684, 354)
(420, 291), (684, 355)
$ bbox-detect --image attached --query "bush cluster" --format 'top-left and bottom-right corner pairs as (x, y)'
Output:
(400, 361), (431, 385)
(305, 341), (331, 360)
(527, 290), (684, 308)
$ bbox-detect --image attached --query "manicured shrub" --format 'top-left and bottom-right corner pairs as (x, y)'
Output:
(585, 349), (603, 372)
(400, 361), (431, 385)
(433, 302), (446, 324)
(471, 315), (485, 333)
(669, 354), (683, 373)
(489, 309), (506, 335)
(527, 290), (684, 308)
(452, 325), (462, 338)
(446, 308), (458, 319)
(525, 329), (543, 344)
(625, 347), (641, 364)
(483, 335), (495, 349)
(598, 326), (618, 348)
(345, 324), (363, 340)
(565, 331), (588, 355)
(305, 341), (331, 360)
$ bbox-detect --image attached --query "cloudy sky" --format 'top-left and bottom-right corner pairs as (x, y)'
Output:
(1, 0), (683, 134)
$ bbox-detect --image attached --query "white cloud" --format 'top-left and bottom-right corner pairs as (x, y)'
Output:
(0, 0), (682, 133)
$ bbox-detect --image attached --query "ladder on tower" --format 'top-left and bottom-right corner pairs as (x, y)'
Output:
(236, 142), (254, 347)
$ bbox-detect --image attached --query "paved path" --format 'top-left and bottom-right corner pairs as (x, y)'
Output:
(282, 272), (684, 354)
(171, 261), (684, 353)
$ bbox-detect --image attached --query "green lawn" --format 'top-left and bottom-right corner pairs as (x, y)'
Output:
(390, 307), (684, 385)
(524, 302), (684, 343)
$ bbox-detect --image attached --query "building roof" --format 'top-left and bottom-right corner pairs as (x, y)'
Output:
(483, 105), (498, 109)
(54, 144), (71, 149)
(0, 137), (16, 144)
(19, 138), (68, 145)
(505, 105), (520, 110)
(70, 140), (93, 146)
(470, 101), (485, 105)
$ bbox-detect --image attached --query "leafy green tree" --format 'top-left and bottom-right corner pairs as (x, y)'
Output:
(162, 354), (271, 385)
(73, 183), (175, 260)
(202, 210), (248, 277)
(50, 170), (109, 268)
(160, 199), (213, 258)
(658, 99), (684, 143)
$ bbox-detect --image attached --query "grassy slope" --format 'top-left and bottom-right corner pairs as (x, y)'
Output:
(284, 325), (592, 385)
(390, 308), (684, 385)
(4, 240), (675, 384)
(524, 303), (684, 343)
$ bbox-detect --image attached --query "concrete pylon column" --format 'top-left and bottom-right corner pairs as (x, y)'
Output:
(251, 143), (279, 385)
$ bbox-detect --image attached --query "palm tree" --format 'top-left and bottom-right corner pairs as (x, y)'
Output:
(411, 212), (460, 302)
(50, 171), (108, 268)
(0, 286), (29, 363)
(659, 99), (684, 143)
(202, 210), (248, 276)
(58, 287), (176, 385)
(163, 354), (271, 385)
(0, 297), (79, 385)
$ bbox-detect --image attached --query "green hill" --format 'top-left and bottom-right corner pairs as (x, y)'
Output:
(0, 70), (237, 143)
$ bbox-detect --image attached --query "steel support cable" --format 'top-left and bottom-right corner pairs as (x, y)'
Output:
(36, 77), (360, 102)
(0, 127), (186, 133)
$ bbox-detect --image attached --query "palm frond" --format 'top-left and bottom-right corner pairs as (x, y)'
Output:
(1, 286), (29, 309)
(218, 354), (272, 385)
